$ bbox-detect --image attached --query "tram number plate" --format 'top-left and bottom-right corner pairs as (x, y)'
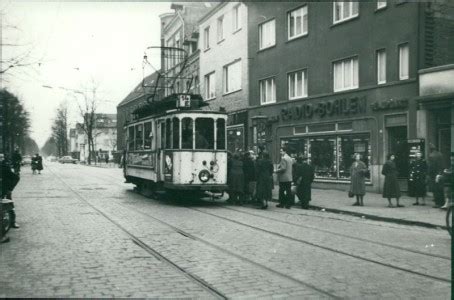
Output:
(177, 95), (191, 108)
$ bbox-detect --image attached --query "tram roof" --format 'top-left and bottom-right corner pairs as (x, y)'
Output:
(132, 93), (208, 118)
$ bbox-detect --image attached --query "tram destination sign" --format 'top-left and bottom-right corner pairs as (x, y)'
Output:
(177, 94), (191, 108)
(280, 96), (367, 122)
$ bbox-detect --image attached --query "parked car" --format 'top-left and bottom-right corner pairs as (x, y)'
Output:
(58, 156), (78, 164)
(22, 155), (32, 165)
(47, 156), (57, 162)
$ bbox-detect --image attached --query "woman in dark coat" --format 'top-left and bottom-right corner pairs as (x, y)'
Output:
(349, 153), (368, 206)
(294, 155), (315, 209)
(228, 152), (245, 205)
(382, 153), (402, 207)
(255, 152), (273, 209)
(408, 151), (427, 205)
(36, 154), (43, 174)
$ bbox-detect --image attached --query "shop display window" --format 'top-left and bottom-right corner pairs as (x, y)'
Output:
(310, 138), (337, 178)
(338, 134), (370, 179)
(281, 138), (307, 159)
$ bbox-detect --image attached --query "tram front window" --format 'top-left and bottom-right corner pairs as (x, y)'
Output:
(182, 118), (193, 149)
(195, 118), (214, 150)
(135, 124), (143, 150)
(144, 122), (152, 150)
(128, 126), (134, 150)
(216, 119), (226, 150)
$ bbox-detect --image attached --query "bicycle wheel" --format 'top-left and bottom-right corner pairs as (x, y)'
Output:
(446, 206), (452, 237)
(2, 208), (11, 235)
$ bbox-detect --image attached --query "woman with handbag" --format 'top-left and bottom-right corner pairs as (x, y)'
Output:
(349, 153), (368, 206)
(382, 153), (403, 207)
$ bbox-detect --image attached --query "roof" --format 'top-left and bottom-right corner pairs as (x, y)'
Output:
(117, 71), (160, 108)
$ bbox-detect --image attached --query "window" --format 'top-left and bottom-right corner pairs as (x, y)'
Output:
(288, 6), (308, 40)
(128, 126), (134, 150)
(216, 119), (226, 150)
(288, 69), (308, 99)
(377, 49), (386, 84)
(377, 1), (387, 9)
(310, 138), (337, 178)
(204, 26), (210, 50)
(217, 16), (224, 42)
(333, 1), (359, 23)
(172, 117), (180, 149)
(181, 118), (193, 149)
(144, 122), (152, 150)
(224, 60), (241, 94)
(399, 43), (409, 80)
(333, 57), (358, 92)
(160, 121), (165, 149)
(135, 124), (143, 150)
(339, 135), (370, 179)
(195, 118), (214, 150)
(260, 77), (276, 105)
(233, 4), (241, 31)
(259, 19), (275, 50)
(205, 72), (216, 100)
(165, 119), (171, 149)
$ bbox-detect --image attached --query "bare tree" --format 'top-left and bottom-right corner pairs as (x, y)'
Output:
(51, 102), (68, 157)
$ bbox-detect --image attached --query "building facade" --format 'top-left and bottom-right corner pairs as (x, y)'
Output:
(199, 2), (249, 153)
(246, 1), (454, 192)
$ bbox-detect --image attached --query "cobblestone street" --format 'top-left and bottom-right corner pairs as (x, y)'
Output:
(0, 163), (451, 299)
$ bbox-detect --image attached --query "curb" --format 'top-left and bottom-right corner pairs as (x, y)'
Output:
(270, 198), (447, 230)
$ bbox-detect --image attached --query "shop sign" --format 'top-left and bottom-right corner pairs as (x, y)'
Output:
(371, 98), (408, 111)
(281, 96), (367, 122)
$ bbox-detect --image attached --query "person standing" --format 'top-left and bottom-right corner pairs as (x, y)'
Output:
(427, 144), (445, 208)
(228, 152), (245, 205)
(275, 147), (293, 209)
(408, 151), (428, 205)
(243, 151), (257, 204)
(382, 153), (403, 207)
(36, 153), (43, 174)
(255, 152), (273, 209)
(1, 154), (20, 229)
(349, 153), (368, 206)
(294, 154), (315, 209)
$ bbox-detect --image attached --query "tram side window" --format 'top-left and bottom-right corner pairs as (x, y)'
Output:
(144, 122), (152, 150)
(181, 118), (193, 149)
(216, 119), (226, 150)
(160, 121), (165, 149)
(135, 124), (144, 150)
(166, 119), (172, 149)
(195, 118), (214, 150)
(173, 117), (180, 149)
(128, 126), (134, 150)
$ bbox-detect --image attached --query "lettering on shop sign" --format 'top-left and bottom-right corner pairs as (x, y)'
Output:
(280, 96), (367, 122)
(370, 98), (408, 111)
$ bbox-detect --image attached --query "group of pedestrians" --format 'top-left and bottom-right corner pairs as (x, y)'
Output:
(349, 144), (451, 208)
(31, 153), (43, 175)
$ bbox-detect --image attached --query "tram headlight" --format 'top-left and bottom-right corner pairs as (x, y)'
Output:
(198, 170), (211, 182)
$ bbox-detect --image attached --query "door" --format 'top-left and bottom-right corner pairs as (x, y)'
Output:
(387, 126), (409, 179)
(439, 127), (451, 169)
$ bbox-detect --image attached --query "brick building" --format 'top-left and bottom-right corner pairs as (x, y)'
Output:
(245, 1), (454, 192)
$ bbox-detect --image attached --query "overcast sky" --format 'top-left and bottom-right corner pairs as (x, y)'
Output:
(3, 0), (171, 147)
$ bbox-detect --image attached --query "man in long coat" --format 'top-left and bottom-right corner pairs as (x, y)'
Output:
(294, 155), (315, 209)
(427, 144), (444, 207)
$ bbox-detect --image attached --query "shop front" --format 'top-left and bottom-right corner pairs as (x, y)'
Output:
(249, 85), (418, 193)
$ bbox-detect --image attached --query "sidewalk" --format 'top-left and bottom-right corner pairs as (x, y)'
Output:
(271, 185), (449, 229)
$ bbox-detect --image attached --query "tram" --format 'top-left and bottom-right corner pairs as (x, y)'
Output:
(123, 93), (228, 197)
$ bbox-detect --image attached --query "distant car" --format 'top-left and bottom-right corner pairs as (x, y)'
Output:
(22, 155), (32, 165)
(47, 156), (57, 162)
(58, 156), (78, 164)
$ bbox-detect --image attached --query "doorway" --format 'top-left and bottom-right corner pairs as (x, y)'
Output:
(387, 126), (409, 178)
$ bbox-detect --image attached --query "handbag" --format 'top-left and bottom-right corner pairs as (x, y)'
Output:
(348, 190), (354, 198)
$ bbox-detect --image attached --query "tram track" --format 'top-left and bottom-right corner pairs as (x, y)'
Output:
(71, 166), (451, 284)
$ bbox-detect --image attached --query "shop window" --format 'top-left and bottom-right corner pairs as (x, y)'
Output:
(227, 126), (244, 153)
(195, 118), (214, 149)
(128, 126), (134, 150)
(281, 138), (307, 159)
(216, 119), (226, 150)
(165, 119), (172, 149)
(135, 124), (143, 150)
(310, 138), (337, 178)
(387, 126), (409, 178)
(172, 117), (180, 149)
(338, 135), (370, 179)
(182, 118), (193, 149)
(308, 123), (336, 133)
(144, 122), (152, 150)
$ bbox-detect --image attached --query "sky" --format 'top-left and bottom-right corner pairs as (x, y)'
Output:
(2, 0), (172, 147)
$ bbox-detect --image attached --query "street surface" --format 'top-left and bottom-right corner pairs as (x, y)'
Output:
(0, 162), (451, 298)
